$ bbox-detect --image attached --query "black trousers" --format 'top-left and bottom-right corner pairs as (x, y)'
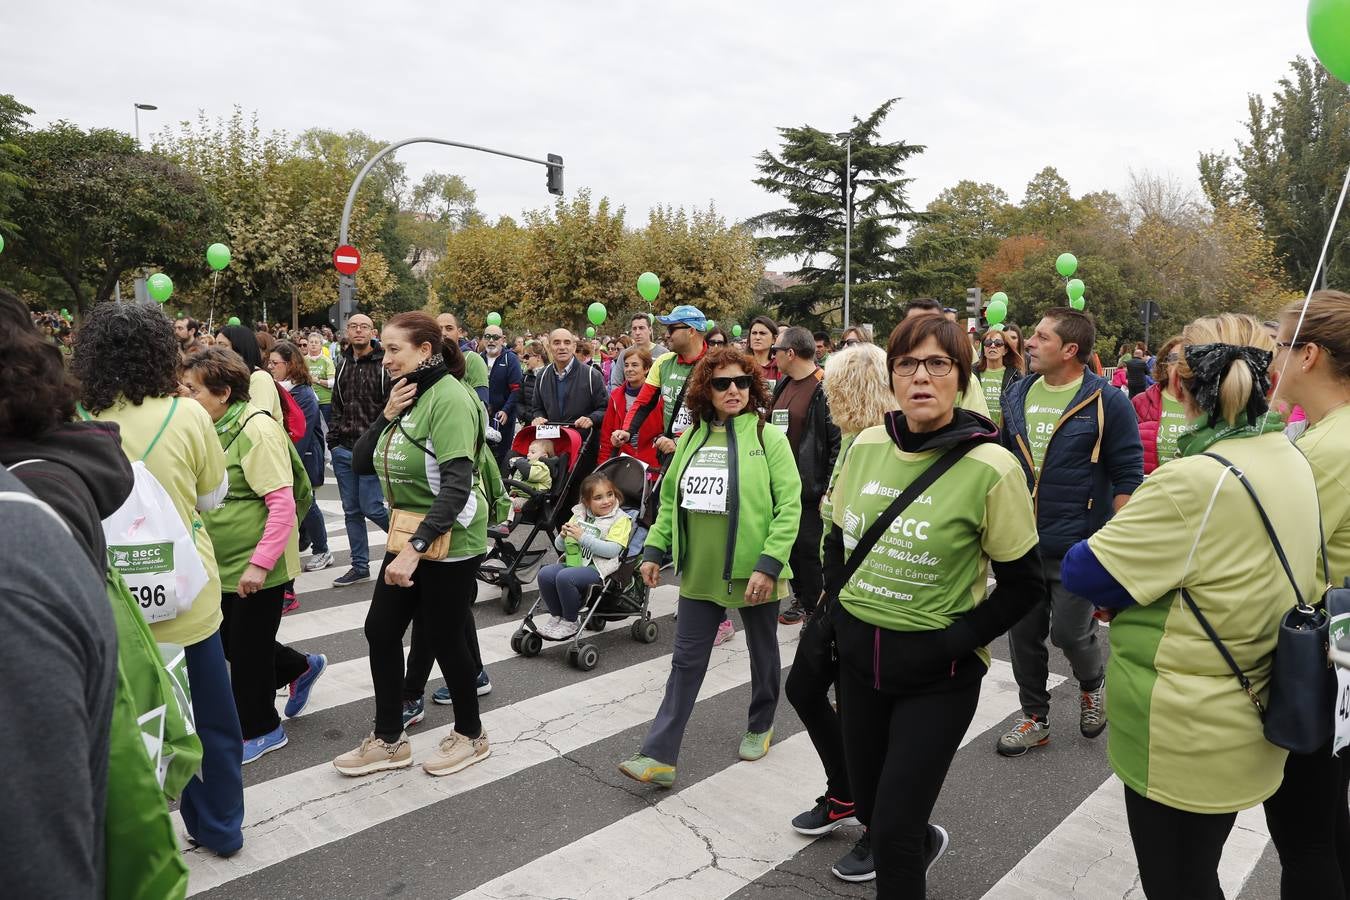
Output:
(785, 610), (850, 801)
(1123, 785), (1236, 900)
(403, 609), (485, 701)
(1264, 742), (1350, 899)
(366, 554), (483, 742)
(220, 585), (309, 740)
(787, 506), (824, 612)
(837, 650), (983, 899)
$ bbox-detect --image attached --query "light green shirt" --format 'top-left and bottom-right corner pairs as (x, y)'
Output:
(1155, 390), (1190, 467)
(306, 354), (335, 404)
(1023, 375), (1083, 473)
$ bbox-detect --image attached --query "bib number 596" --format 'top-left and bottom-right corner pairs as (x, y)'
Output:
(135, 584), (168, 609)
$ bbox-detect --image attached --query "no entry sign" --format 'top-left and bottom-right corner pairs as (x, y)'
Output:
(333, 245), (361, 275)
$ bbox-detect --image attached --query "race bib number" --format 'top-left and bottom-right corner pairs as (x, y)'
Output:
(680, 465), (728, 513)
(771, 408), (790, 432)
(671, 405), (693, 436)
(1333, 611), (1350, 754)
(535, 424), (561, 440)
(109, 542), (179, 624)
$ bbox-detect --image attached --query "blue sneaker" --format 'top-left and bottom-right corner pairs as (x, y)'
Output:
(242, 724), (288, 765)
(402, 696), (425, 728)
(284, 653), (327, 718)
(432, 670), (492, 705)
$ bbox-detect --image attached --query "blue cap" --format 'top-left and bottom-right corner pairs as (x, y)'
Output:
(656, 304), (707, 332)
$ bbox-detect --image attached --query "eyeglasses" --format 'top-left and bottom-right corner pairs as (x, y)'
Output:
(841, 339), (861, 347)
(347, 323), (372, 332)
(1274, 340), (1309, 352)
(892, 356), (956, 377)
(710, 375), (754, 391)
(983, 339), (1005, 348)
(770, 345), (789, 354)
(1165, 352), (1180, 364)
(707, 339), (726, 347)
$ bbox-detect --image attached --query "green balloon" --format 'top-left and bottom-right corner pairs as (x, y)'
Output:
(1310, 0), (1350, 83)
(206, 242), (231, 271)
(707, 320), (716, 330)
(989, 291), (1009, 307)
(147, 272), (173, 303)
(1056, 253), (1079, 278)
(1069, 296), (1087, 311)
(989, 323), (1005, 331)
(986, 300), (1008, 326)
(587, 302), (607, 326)
(0, 233), (5, 254)
(585, 326), (596, 339)
(486, 311), (502, 327)
(636, 271), (661, 302)
(227, 316), (241, 326)
(732, 324), (742, 337)
(1066, 278), (1086, 302)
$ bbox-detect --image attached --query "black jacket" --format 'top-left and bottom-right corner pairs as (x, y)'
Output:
(528, 358), (608, 426)
(771, 372), (841, 502)
(329, 345), (391, 450)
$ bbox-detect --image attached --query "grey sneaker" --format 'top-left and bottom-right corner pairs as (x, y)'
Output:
(303, 551), (334, 572)
(1080, 683), (1107, 738)
(996, 716), (1049, 757)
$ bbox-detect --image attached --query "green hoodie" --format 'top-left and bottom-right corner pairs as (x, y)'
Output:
(644, 412), (802, 606)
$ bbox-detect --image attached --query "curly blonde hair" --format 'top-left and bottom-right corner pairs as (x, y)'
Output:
(823, 344), (898, 435)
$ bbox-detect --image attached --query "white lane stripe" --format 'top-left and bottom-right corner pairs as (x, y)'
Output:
(981, 775), (1270, 899)
(458, 659), (1047, 900)
(184, 612), (804, 895)
(276, 589), (682, 717)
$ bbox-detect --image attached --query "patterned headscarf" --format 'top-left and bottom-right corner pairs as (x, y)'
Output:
(1183, 342), (1272, 427)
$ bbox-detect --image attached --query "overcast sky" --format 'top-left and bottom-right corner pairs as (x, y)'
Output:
(3, 1), (1311, 261)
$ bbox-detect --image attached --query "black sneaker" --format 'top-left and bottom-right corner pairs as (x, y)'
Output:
(778, 599), (807, 626)
(831, 831), (875, 883)
(791, 795), (860, 836)
(924, 823), (950, 876)
(332, 567), (371, 587)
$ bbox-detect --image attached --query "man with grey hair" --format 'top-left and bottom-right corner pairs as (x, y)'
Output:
(770, 326), (840, 625)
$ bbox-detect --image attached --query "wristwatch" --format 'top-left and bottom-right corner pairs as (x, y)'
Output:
(410, 537), (430, 554)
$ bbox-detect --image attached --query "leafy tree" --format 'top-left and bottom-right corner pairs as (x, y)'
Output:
(749, 98), (926, 328)
(1011, 166), (1089, 237)
(519, 190), (628, 332)
(0, 94), (33, 235)
(430, 216), (529, 328)
(903, 180), (1012, 300)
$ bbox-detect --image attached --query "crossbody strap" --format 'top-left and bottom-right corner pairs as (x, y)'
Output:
(827, 440), (976, 598)
(1203, 452), (1308, 609)
(663, 372), (692, 441)
(140, 397), (177, 463)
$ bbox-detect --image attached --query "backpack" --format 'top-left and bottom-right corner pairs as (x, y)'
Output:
(227, 410), (315, 522)
(274, 377), (308, 443)
(74, 397), (210, 626)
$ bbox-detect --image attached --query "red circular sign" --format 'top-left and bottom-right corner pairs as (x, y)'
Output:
(332, 244), (361, 275)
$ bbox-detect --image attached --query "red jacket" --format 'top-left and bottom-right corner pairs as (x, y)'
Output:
(1132, 383), (1163, 474)
(598, 384), (663, 468)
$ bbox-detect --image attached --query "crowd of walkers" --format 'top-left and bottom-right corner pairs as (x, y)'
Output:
(4, 287), (1350, 900)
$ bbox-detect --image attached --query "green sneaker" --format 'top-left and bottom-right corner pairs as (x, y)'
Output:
(618, 752), (676, 788)
(739, 728), (773, 761)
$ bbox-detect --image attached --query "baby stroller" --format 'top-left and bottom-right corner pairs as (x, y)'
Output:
(477, 423), (587, 613)
(511, 454), (658, 671)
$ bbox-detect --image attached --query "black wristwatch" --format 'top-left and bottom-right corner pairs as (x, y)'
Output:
(410, 537), (430, 554)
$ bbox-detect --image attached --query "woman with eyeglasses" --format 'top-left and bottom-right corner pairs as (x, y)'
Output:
(823, 315), (1046, 895)
(704, 326), (728, 348)
(618, 346), (802, 789)
(747, 316), (782, 392)
(1130, 335), (1187, 474)
(517, 339), (548, 428)
(838, 326), (870, 349)
(974, 328), (1025, 427)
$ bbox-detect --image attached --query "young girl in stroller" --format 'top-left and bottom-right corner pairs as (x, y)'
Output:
(533, 471), (634, 639)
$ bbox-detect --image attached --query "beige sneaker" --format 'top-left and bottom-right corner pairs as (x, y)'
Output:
(423, 730), (490, 777)
(333, 732), (413, 777)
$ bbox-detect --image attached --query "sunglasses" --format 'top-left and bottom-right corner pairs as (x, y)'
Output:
(666, 324), (690, 335)
(707, 339), (726, 347)
(484, 333), (503, 340)
(710, 375), (754, 391)
(983, 339), (1005, 348)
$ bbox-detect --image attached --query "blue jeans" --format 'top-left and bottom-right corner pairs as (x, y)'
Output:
(299, 499), (328, 554)
(537, 563), (603, 622)
(178, 631), (244, 855)
(330, 445), (389, 571)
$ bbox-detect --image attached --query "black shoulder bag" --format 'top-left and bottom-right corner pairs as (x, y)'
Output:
(1182, 451), (1333, 754)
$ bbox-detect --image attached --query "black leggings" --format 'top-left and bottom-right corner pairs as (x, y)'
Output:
(1123, 785), (1236, 900)
(785, 612), (850, 801)
(403, 610), (484, 702)
(220, 585), (310, 740)
(1264, 742), (1350, 899)
(837, 652), (983, 899)
(365, 554), (483, 742)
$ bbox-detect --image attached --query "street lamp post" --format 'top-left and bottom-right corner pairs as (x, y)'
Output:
(836, 131), (853, 330)
(133, 102), (158, 147)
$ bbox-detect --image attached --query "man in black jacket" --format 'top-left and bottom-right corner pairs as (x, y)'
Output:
(529, 328), (608, 429)
(771, 327), (841, 625)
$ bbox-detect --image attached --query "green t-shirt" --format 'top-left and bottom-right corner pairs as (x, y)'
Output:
(646, 352), (700, 435)
(830, 427), (1038, 664)
(980, 370), (1004, 426)
(306, 354), (335, 404)
(1023, 375), (1083, 473)
(1298, 404), (1350, 585)
(1088, 431), (1321, 813)
(1154, 390), (1191, 467)
(249, 369), (283, 422)
(375, 375), (488, 561)
(204, 403), (300, 591)
(677, 427), (788, 607)
(957, 380), (990, 418)
(463, 351), (489, 397)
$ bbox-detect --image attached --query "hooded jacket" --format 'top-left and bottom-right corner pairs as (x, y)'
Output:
(0, 420), (134, 569)
(1132, 382), (1164, 474)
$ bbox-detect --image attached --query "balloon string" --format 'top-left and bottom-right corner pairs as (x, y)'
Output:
(1267, 157), (1350, 418)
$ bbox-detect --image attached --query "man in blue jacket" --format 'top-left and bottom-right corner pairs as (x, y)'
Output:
(479, 323), (522, 465)
(996, 307), (1143, 758)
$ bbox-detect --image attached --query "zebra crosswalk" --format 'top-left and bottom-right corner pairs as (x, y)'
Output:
(188, 486), (1283, 899)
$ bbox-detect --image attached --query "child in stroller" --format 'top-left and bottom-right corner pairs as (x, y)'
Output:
(533, 471), (633, 639)
(506, 438), (555, 521)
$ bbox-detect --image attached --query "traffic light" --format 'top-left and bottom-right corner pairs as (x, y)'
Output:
(966, 287), (982, 322)
(547, 153), (564, 196)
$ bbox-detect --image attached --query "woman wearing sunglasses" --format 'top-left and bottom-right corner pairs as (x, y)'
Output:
(974, 328), (1025, 427)
(838, 326), (870, 349)
(704, 326), (727, 348)
(619, 346), (802, 788)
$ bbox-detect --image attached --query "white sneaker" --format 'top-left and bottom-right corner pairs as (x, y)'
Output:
(303, 551), (334, 572)
(554, 619), (581, 639)
(535, 615), (560, 638)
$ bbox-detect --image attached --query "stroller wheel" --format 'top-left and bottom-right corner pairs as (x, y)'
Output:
(520, 630), (543, 658)
(631, 618), (659, 644)
(573, 643), (600, 672)
(563, 644), (579, 667)
(510, 628), (527, 655)
(583, 616), (606, 632)
(502, 581), (523, 614)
